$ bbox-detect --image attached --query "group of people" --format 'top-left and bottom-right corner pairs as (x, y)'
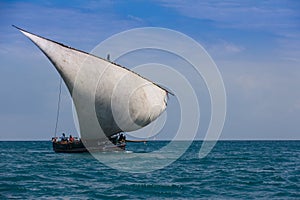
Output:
(52, 133), (76, 143)
(110, 133), (126, 144)
(60, 133), (75, 143)
(53, 132), (126, 144)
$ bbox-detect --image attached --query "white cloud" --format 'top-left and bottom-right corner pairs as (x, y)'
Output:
(0, 1), (143, 52)
(275, 31), (300, 63)
(207, 40), (244, 57)
(158, 0), (298, 31)
(127, 15), (144, 23)
(158, 0), (300, 65)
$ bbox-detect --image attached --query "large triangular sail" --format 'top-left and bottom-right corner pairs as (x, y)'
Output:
(15, 26), (168, 141)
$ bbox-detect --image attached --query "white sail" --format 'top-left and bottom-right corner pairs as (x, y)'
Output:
(16, 26), (168, 140)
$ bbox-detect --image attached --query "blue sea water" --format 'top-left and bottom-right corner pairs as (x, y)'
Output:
(0, 141), (299, 199)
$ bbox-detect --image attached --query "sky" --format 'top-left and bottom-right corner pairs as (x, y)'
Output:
(0, 0), (300, 140)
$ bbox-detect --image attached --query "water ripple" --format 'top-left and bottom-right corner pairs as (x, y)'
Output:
(0, 141), (299, 199)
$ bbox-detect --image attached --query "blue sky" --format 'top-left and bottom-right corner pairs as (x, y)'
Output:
(0, 0), (300, 140)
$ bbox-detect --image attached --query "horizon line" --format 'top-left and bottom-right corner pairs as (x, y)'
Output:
(1, 139), (300, 142)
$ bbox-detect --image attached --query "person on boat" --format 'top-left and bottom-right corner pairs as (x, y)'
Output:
(119, 134), (126, 143)
(52, 137), (57, 143)
(110, 134), (118, 144)
(69, 135), (74, 143)
(60, 133), (67, 142)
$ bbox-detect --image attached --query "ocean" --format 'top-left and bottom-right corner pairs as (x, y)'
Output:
(0, 141), (299, 199)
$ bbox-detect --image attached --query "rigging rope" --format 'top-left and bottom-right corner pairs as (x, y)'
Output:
(54, 78), (62, 137)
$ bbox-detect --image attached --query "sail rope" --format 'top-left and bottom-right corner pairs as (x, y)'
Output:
(54, 78), (62, 137)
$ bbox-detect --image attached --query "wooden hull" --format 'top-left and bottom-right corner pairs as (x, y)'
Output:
(52, 141), (126, 153)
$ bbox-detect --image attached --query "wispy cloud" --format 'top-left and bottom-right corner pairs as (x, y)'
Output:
(127, 15), (144, 23)
(206, 40), (244, 58)
(0, 1), (143, 52)
(275, 31), (300, 63)
(158, 0), (299, 30)
(158, 0), (300, 62)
